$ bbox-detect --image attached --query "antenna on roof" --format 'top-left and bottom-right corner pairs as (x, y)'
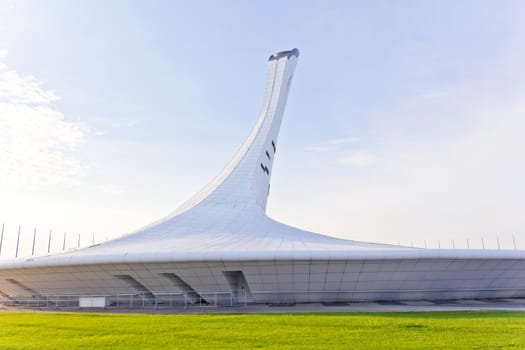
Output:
(48, 230), (52, 254)
(0, 223), (4, 256)
(15, 226), (21, 258)
(31, 228), (37, 256)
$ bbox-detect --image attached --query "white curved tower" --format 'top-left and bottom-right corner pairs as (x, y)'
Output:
(175, 48), (299, 214)
(0, 49), (524, 306)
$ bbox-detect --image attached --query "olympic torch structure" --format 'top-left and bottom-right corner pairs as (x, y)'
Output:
(0, 49), (524, 306)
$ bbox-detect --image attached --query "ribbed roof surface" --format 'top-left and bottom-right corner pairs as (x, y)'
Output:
(2, 49), (523, 270)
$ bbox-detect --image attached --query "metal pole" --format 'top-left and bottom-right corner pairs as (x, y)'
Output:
(438, 240), (441, 249)
(31, 228), (36, 256)
(452, 239), (455, 249)
(424, 240), (427, 248)
(513, 235), (517, 250)
(410, 240), (413, 248)
(48, 230), (52, 253)
(92, 234), (95, 245)
(0, 223), (4, 256)
(467, 238), (470, 249)
(15, 226), (21, 258)
(77, 233), (80, 248)
(63, 232), (67, 251)
(482, 237), (485, 249)
(497, 236), (501, 250)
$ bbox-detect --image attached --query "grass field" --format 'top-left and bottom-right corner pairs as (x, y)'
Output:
(0, 311), (524, 349)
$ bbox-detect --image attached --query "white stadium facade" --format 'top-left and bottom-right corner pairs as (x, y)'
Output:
(1, 48), (524, 307)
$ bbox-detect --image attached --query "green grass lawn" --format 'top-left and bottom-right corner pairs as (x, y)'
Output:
(0, 311), (524, 349)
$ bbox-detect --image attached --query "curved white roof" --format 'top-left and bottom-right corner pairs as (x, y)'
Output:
(1, 48), (524, 269)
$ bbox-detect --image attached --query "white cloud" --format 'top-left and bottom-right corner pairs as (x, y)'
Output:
(327, 136), (360, 145)
(0, 56), (58, 106)
(306, 136), (360, 152)
(337, 150), (377, 167)
(305, 136), (377, 167)
(0, 50), (87, 190)
(279, 102), (525, 249)
(90, 116), (142, 129)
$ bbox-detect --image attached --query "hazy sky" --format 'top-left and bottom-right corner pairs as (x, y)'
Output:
(1, 0), (524, 258)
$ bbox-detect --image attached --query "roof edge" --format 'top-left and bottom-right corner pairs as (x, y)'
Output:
(269, 48), (300, 61)
(1, 248), (525, 270)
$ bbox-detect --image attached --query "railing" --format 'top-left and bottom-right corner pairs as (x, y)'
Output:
(2, 288), (525, 309)
(0, 290), (249, 309)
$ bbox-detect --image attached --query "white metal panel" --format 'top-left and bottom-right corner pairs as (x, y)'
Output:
(79, 297), (106, 308)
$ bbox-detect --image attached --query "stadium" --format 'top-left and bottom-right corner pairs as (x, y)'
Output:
(0, 48), (524, 308)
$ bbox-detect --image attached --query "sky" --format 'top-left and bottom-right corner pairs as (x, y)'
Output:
(0, 0), (524, 258)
